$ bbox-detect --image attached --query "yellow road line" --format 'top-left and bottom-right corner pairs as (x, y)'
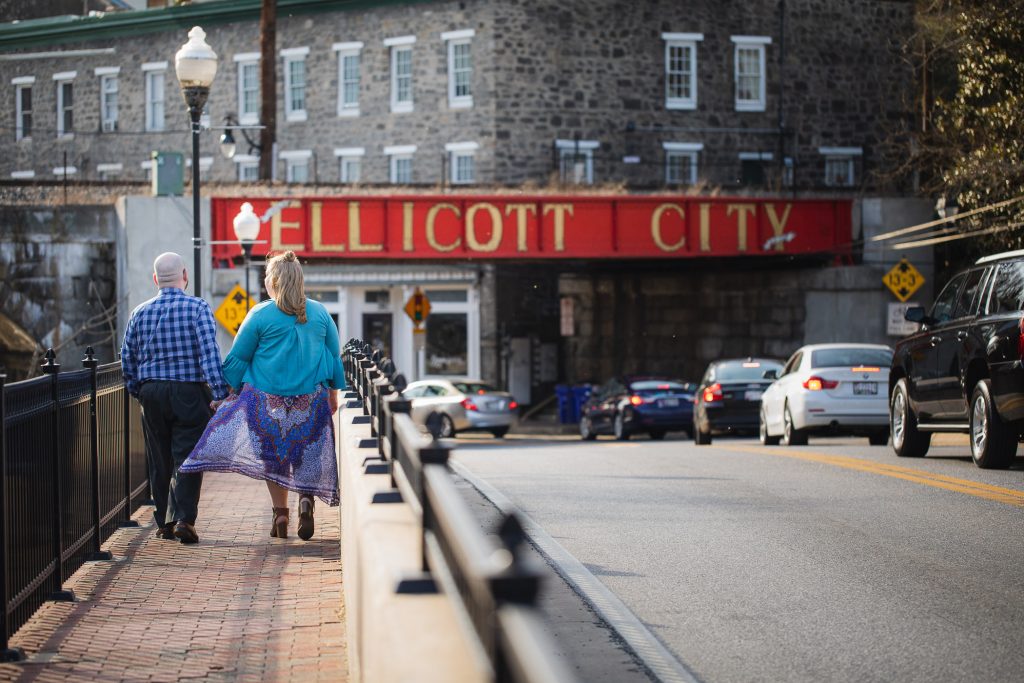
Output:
(713, 443), (1024, 508)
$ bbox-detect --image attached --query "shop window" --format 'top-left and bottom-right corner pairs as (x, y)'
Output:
(426, 313), (468, 375)
(425, 290), (468, 303)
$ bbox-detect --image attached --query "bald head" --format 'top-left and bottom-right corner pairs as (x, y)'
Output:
(153, 252), (187, 290)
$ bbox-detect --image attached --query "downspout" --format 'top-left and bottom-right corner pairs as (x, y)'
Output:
(777, 0), (787, 192)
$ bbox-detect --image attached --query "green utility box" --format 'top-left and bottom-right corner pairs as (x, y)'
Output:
(151, 151), (184, 196)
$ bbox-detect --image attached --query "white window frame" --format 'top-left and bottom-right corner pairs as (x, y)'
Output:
(819, 146), (862, 187)
(385, 144), (417, 184)
(663, 142), (703, 185)
(281, 47), (309, 122)
(96, 67), (119, 133)
(280, 149), (312, 183)
(11, 170), (35, 179)
(234, 154), (259, 181)
(12, 76), (34, 141)
(234, 53), (261, 125)
(385, 36), (416, 113)
(555, 138), (599, 185)
(445, 141), (478, 184)
(442, 29), (474, 109)
(334, 147), (365, 183)
(142, 62), (166, 132)
(53, 166), (77, 177)
(663, 33), (702, 110)
(332, 42), (363, 117)
(53, 71), (75, 139)
(96, 162), (123, 180)
(731, 36), (771, 112)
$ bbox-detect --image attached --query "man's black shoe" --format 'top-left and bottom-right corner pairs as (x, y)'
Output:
(173, 521), (199, 544)
(155, 523), (175, 540)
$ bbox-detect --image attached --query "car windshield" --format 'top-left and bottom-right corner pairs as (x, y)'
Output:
(452, 382), (496, 394)
(810, 348), (892, 368)
(714, 361), (782, 381)
(629, 380), (694, 395)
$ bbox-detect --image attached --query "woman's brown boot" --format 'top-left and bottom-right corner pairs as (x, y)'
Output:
(270, 507), (289, 538)
(297, 495), (315, 541)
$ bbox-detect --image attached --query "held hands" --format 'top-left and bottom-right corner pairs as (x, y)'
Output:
(328, 389), (339, 415)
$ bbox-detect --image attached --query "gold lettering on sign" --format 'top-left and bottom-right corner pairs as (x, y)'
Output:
(650, 203), (686, 252)
(426, 203), (462, 252)
(348, 201), (383, 252)
(271, 200), (305, 251)
(311, 202), (344, 252)
(765, 203), (793, 251)
(466, 203), (503, 252)
(542, 203), (573, 252)
(505, 203), (537, 252)
(727, 203), (756, 252)
(699, 203), (711, 251)
(402, 202), (415, 252)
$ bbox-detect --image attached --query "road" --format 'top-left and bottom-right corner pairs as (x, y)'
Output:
(452, 433), (1024, 683)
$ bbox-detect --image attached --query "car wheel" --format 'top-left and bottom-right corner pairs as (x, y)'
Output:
(580, 416), (597, 441)
(649, 430), (666, 440)
(613, 412), (631, 441)
(890, 378), (930, 457)
(781, 405), (808, 446)
(868, 431), (889, 446)
(491, 427), (509, 439)
(759, 408), (781, 445)
(438, 414), (456, 439)
(969, 379), (1017, 469)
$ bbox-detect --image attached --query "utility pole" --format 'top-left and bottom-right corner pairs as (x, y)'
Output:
(259, 0), (276, 181)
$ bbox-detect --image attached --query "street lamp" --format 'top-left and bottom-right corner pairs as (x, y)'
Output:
(175, 26), (218, 299)
(232, 202), (261, 311)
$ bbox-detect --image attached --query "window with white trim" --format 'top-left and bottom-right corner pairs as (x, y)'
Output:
(281, 47), (309, 122)
(445, 141), (478, 184)
(235, 53), (260, 125)
(731, 36), (771, 112)
(11, 170), (34, 179)
(53, 166), (76, 177)
(663, 142), (702, 185)
(556, 139), (598, 185)
(13, 76), (33, 141)
(819, 146), (862, 187)
(97, 68), (119, 132)
(385, 145), (416, 183)
(385, 36), (416, 113)
(333, 42), (363, 117)
(334, 147), (364, 183)
(738, 151), (773, 185)
(143, 62), (166, 132)
(234, 154), (259, 181)
(54, 71), (75, 138)
(663, 33), (702, 110)
(281, 149), (312, 183)
(97, 162), (122, 180)
(442, 29), (474, 108)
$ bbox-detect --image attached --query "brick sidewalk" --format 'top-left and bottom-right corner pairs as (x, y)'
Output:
(0, 473), (347, 682)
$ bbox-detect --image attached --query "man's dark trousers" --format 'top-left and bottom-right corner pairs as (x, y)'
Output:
(138, 381), (213, 527)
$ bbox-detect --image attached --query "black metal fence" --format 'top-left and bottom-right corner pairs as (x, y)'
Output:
(343, 340), (575, 683)
(1, 347), (147, 662)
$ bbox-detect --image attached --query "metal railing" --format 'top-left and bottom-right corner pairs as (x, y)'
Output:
(1, 347), (148, 662)
(342, 340), (576, 683)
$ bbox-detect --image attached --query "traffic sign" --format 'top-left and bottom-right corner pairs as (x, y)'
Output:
(883, 259), (925, 302)
(214, 284), (253, 336)
(404, 287), (431, 327)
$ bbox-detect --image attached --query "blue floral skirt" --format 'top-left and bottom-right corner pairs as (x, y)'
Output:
(180, 384), (339, 506)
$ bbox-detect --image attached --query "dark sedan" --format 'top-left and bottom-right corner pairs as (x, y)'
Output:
(693, 358), (784, 445)
(580, 377), (696, 440)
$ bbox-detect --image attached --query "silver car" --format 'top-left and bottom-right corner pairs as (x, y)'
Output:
(403, 378), (519, 438)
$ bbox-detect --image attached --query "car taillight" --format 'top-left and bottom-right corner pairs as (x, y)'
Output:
(508, 400), (518, 410)
(703, 383), (723, 402)
(803, 376), (839, 391)
(629, 395), (644, 406)
(461, 398), (478, 411)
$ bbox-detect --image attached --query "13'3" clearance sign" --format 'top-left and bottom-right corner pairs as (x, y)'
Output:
(211, 196), (850, 260)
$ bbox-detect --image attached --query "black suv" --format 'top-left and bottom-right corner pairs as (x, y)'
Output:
(889, 250), (1024, 468)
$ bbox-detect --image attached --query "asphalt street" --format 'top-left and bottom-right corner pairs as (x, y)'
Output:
(452, 433), (1024, 683)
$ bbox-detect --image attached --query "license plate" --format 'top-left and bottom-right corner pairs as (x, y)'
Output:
(660, 398), (680, 407)
(744, 390), (763, 401)
(853, 382), (877, 395)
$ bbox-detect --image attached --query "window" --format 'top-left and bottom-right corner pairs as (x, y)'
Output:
(334, 147), (364, 183)
(97, 162), (122, 180)
(738, 151), (773, 186)
(12, 76), (33, 140)
(54, 71), (75, 138)
(663, 142), (702, 184)
(280, 149), (312, 183)
(333, 42), (363, 117)
(426, 313), (468, 375)
(235, 154), (259, 181)
(930, 273), (967, 324)
(819, 147), (862, 187)
(10, 170), (34, 179)
(446, 141), (478, 184)
(782, 157), (794, 187)
(385, 145), (416, 183)
(953, 268), (986, 319)
(989, 262), (1024, 314)
(53, 166), (76, 177)
(442, 29), (474, 108)
(663, 33), (702, 110)
(281, 47), (309, 122)
(96, 68), (119, 132)
(385, 36), (416, 113)
(556, 139), (598, 185)
(235, 53), (260, 124)
(731, 36), (771, 112)
(140, 159), (153, 181)
(143, 62), (166, 132)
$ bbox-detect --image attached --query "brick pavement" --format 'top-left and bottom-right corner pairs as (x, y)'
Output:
(0, 473), (347, 682)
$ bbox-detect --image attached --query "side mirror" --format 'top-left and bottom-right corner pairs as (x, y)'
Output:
(763, 369), (778, 380)
(904, 306), (926, 323)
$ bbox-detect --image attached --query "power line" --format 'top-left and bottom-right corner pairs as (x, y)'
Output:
(871, 194), (1024, 242)
(893, 221), (1024, 249)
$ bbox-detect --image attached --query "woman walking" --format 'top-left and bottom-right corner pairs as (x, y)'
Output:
(181, 251), (345, 540)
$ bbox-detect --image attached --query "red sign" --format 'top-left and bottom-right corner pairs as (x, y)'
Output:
(211, 195), (850, 261)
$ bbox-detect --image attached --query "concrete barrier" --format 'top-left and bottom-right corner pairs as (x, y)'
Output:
(338, 397), (485, 683)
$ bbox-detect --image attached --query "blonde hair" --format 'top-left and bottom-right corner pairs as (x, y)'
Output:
(265, 251), (307, 323)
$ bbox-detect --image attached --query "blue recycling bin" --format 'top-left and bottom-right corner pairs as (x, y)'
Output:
(555, 384), (573, 423)
(571, 385), (593, 423)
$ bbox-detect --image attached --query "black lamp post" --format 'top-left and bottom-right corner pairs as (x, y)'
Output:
(175, 26), (219, 299)
(232, 202), (261, 309)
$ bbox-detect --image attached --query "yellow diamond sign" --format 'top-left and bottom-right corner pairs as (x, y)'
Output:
(214, 284), (253, 336)
(883, 259), (925, 302)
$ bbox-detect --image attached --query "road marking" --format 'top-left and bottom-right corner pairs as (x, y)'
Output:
(712, 444), (1024, 508)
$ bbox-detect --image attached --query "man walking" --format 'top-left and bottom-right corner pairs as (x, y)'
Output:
(121, 252), (228, 544)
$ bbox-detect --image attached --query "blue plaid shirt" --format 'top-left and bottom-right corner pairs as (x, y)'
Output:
(120, 287), (229, 400)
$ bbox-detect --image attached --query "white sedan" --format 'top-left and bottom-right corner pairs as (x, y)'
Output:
(759, 343), (893, 446)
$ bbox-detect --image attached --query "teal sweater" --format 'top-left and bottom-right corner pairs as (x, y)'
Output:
(223, 298), (346, 396)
